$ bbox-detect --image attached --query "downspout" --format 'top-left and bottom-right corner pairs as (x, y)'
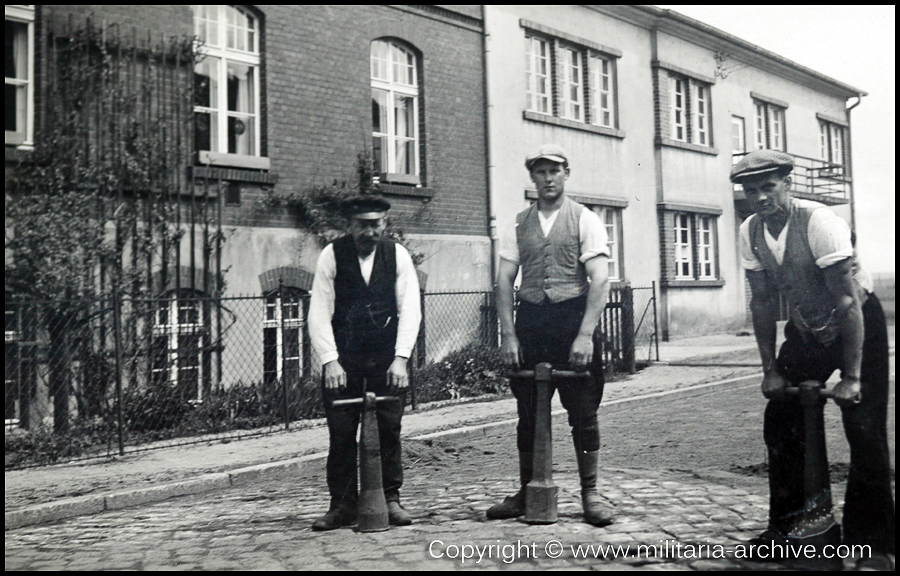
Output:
(650, 26), (669, 341)
(845, 94), (863, 233)
(482, 6), (497, 287)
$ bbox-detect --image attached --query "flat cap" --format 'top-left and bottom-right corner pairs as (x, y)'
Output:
(525, 144), (568, 171)
(342, 194), (391, 220)
(730, 149), (794, 183)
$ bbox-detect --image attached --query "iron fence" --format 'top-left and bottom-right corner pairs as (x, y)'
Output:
(5, 285), (657, 468)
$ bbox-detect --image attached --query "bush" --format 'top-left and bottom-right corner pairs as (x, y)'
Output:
(413, 343), (507, 404)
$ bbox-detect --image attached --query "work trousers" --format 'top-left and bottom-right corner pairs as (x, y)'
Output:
(322, 353), (404, 512)
(512, 296), (605, 454)
(766, 294), (894, 554)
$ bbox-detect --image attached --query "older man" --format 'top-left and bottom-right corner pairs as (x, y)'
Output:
(488, 144), (614, 527)
(308, 195), (421, 531)
(734, 150), (894, 569)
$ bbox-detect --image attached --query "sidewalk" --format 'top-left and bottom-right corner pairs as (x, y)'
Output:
(6, 331), (764, 531)
(11, 322), (896, 531)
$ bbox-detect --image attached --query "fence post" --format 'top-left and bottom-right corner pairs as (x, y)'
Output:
(652, 281), (660, 362)
(112, 287), (125, 456)
(621, 285), (636, 374)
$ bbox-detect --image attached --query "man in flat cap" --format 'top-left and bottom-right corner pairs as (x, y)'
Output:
(308, 194), (421, 531)
(734, 150), (894, 568)
(488, 144), (614, 526)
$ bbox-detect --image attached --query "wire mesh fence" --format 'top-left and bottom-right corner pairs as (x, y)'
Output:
(5, 285), (656, 469)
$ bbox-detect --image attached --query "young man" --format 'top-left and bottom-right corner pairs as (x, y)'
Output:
(308, 195), (421, 531)
(489, 144), (614, 527)
(734, 149), (894, 569)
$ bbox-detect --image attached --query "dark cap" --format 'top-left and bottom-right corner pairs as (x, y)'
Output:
(342, 195), (391, 220)
(730, 150), (794, 183)
(525, 144), (568, 171)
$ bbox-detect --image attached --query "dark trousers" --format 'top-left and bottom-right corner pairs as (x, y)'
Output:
(766, 294), (894, 553)
(512, 296), (605, 454)
(322, 353), (404, 512)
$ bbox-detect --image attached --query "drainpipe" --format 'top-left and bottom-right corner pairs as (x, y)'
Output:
(482, 6), (497, 287)
(845, 94), (863, 233)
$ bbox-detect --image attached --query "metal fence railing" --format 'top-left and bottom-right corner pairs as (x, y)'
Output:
(5, 285), (657, 469)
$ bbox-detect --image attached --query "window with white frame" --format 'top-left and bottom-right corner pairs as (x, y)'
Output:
(819, 120), (845, 175)
(697, 216), (715, 279)
(524, 30), (620, 130)
(674, 213), (693, 279)
(151, 291), (206, 402)
(672, 213), (719, 281)
(263, 289), (305, 385)
(754, 100), (786, 152)
(560, 47), (584, 122)
(193, 5), (260, 157)
(731, 116), (746, 159)
(525, 35), (551, 115)
(588, 54), (615, 129)
(590, 206), (622, 282)
(371, 39), (420, 183)
(5, 5), (34, 147)
(669, 74), (712, 146)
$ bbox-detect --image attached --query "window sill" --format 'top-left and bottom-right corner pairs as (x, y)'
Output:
(199, 151), (271, 171)
(662, 279), (725, 288)
(380, 173), (420, 186)
(657, 138), (718, 156)
(379, 183), (435, 202)
(523, 111), (625, 139)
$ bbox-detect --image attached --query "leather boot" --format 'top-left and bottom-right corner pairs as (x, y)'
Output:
(576, 450), (614, 527)
(311, 507), (357, 531)
(486, 452), (533, 519)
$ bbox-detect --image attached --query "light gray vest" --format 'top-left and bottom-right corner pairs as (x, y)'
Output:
(748, 199), (845, 343)
(516, 196), (588, 304)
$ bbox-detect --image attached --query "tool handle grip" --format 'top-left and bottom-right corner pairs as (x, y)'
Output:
(508, 370), (590, 379)
(332, 395), (400, 407)
(783, 387), (835, 399)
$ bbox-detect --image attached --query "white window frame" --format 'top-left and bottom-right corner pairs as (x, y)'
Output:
(263, 290), (305, 384)
(591, 206), (622, 282)
(193, 5), (261, 158)
(371, 39), (420, 183)
(670, 76), (687, 142)
(819, 120), (845, 175)
(525, 35), (551, 115)
(560, 46), (584, 122)
(152, 293), (205, 402)
(674, 213), (693, 280)
(754, 100), (787, 152)
(697, 216), (716, 280)
(588, 53), (615, 129)
(692, 83), (709, 146)
(731, 116), (746, 159)
(5, 5), (34, 148)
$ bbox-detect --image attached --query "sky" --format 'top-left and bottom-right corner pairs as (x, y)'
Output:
(656, 5), (895, 275)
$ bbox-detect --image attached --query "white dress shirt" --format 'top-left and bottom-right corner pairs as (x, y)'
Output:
(498, 204), (610, 264)
(309, 242), (421, 366)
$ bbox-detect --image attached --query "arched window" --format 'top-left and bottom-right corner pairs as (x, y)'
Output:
(151, 289), (207, 401)
(370, 39), (420, 184)
(262, 288), (307, 385)
(193, 5), (261, 157)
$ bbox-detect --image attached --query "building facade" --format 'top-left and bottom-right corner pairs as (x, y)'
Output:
(483, 5), (862, 339)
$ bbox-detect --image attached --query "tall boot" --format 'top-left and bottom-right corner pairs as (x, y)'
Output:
(576, 449), (614, 527)
(486, 452), (533, 519)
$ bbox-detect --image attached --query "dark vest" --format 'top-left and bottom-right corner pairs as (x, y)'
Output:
(748, 199), (846, 345)
(332, 235), (398, 359)
(516, 196), (588, 304)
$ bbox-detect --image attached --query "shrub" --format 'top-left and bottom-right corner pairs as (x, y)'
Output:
(412, 343), (507, 404)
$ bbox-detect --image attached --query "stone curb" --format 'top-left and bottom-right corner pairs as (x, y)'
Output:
(5, 375), (761, 531)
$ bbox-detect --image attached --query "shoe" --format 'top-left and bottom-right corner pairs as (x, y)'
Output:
(387, 501), (412, 526)
(575, 450), (614, 527)
(311, 508), (356, 531)
(486, 492), (525, 519)
(486, 452), (532, 520)
(582, 492), (615, 527)
(856, 553), (895, 571)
